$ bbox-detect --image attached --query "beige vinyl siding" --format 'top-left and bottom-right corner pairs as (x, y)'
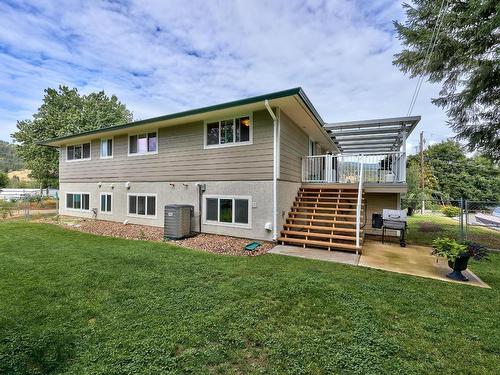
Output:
(279, 111), (309, 182)
(59, 110), (273, 182)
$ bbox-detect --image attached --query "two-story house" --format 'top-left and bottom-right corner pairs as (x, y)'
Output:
(42, 88), (420, 253)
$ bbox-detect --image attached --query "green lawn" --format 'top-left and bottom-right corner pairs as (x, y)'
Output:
(407, 214), (500, 249)
(1, 221), (499, 374)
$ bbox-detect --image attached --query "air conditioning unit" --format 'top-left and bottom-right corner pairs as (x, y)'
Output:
(164, 204), (194, 239)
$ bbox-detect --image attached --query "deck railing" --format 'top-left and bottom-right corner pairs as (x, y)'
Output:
(302, 152), (406, 184)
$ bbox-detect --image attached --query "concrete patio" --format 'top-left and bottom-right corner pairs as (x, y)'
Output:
(269, 239), (489, 288)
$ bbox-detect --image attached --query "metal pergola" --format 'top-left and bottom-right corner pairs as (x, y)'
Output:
(324, 116), (421, 154)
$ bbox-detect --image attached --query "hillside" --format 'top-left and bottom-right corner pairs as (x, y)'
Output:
(0, 141), (24, 172)
(7, 169), (32, 182)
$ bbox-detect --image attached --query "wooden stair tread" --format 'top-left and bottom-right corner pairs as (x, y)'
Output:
(287, 217), (357, 225)
(283, 223), (363, 233)
(289, 211), (358, 218)
(278, 237), (360, 251)
(298, 193), (364, 197)
(280, 230), (357, 241)
(297, 197), (365, 202)
(295, 201), (364, 207)
(292, 205), (361, 212)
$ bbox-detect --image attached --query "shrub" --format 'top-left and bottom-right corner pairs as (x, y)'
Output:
(441, 205), (460, 217)
(431, 238), (489, 263)
(463, 241), (489, 261)
(431, 237), (467, 262)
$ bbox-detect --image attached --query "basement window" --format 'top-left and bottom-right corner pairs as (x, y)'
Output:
(100, 193), (112, 214)
(204, 195), (251, 228)
(66, 193), (90, 211)
(128, 194), (156, 218)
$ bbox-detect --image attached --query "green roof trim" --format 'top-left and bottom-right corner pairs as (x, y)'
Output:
(39, 87), (325, 145)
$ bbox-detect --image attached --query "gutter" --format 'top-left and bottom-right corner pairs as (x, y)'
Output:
(265, 99), (278, 241)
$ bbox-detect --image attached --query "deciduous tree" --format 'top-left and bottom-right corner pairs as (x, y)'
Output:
(12, 86), (132, 188)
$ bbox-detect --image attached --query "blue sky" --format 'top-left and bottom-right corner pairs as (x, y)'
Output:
(0, 0), (452, 153)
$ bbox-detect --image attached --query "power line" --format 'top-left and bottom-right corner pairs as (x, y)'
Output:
(407, 0), (450, 116)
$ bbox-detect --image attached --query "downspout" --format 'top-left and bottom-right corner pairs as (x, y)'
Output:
(265, 99), (278, 241)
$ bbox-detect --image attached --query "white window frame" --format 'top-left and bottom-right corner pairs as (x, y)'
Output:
(127, 129), (159, 156)
(203, 195), (252, 228)
(100, 137), (114, 159)
(66, 142), (91, 162)
(99, 192), (113, 214)
(126, 193), (157, 219)
(203, 113), (253, 149)
(65, 192), (91, 211)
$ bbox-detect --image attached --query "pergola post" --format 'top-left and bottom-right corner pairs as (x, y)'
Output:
(400, 129), (407, 183)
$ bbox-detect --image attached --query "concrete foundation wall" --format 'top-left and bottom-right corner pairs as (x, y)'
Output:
(59, 180), (274, 241)
(277, 180), (301, 230)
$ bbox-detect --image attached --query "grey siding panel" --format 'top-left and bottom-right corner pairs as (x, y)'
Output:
(60, 110), (273, 182)
(279, 111), (309, 182)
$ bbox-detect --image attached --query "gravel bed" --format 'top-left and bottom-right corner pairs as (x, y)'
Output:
(38, 216), (274, 256)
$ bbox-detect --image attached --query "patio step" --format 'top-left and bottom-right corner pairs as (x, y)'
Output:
(281, 230), (357, 242)
(280, 187), (366, 253)
(277, 236), (361, 252)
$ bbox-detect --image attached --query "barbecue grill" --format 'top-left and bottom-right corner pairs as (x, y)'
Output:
(382, 209), (407, 247)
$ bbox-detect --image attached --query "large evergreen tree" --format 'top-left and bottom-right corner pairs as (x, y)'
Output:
(394, 0), (499, 161)
(12, 86), (132, 188)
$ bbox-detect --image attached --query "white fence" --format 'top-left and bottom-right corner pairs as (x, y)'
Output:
(302, 152), (406, 184)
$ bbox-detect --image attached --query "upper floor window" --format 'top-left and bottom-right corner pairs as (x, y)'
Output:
(205, 115), (252, 148)
(100, 138), (113, 159)
(129, 131), (157, 155)
(67, 143), (91, 161)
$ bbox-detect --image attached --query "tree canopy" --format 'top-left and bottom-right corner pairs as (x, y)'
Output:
(12, 86), (132, 187)
(394, 0), (499, 161)
(407, 140), (500, 203)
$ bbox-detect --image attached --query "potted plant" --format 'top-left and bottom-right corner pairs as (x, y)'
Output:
(431, 238), (488, 281)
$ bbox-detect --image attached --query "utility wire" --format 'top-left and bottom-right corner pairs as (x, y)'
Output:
(407, 0), (449, 116)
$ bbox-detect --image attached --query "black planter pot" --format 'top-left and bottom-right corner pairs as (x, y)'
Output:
(447, 254), (470, 281)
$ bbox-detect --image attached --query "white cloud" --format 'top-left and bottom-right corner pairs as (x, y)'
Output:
(0, 0), (448, 149)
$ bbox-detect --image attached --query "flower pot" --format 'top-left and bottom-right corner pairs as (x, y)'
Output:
(447, 254), (470, 281)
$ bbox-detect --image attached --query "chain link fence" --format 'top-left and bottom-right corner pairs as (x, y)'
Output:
(401, 199), (500, 250)
(0, 197), (58, 220)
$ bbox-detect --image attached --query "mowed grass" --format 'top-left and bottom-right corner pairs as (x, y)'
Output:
(407, 214), (500, 249)
(0, 222), (499, 374)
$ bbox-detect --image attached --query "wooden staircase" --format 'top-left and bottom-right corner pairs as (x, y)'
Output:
(278, 187), (365, 253)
